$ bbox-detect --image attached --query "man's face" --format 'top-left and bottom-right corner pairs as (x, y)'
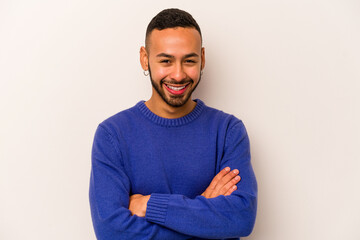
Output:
(142, 27), (204, 108)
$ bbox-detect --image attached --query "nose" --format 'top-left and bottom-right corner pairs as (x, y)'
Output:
(169, 63), (187, 82)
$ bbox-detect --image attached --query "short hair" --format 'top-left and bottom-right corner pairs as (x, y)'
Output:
(145, 8), (202, 48)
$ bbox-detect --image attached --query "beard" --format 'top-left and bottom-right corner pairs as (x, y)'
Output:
(148, 67), (202, 108)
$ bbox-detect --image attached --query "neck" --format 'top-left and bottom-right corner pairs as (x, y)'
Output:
(145, 96), (196, 119)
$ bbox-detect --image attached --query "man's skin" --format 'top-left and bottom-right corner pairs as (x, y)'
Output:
(129, 27), (241, 217)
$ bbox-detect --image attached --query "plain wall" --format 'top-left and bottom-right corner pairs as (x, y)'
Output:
(1, 0), (359, 239)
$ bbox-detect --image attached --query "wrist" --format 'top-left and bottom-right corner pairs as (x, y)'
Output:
(145, 193), (170, 224)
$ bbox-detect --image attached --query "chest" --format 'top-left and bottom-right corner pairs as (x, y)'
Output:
(123, 127), (219, 198)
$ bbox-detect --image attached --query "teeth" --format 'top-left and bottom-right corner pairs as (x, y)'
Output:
(167, 85), (186, 91)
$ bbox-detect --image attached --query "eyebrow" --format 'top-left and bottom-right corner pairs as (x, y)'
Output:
(156, 53), (199, 59)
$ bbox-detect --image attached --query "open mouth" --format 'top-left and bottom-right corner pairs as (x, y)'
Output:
(163, 83), (190, 95)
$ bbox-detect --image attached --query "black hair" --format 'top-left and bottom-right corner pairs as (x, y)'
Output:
(145, 8), (202, 47)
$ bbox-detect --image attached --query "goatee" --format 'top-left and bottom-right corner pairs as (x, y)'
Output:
(148, 67), (201, 108)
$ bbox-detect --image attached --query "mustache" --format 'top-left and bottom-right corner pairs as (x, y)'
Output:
(148, 66), (194, 85)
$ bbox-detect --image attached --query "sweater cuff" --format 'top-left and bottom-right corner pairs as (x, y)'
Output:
(145, 193), (170, 224)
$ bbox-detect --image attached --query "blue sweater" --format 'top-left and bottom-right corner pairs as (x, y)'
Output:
(89, 99), (257, 240)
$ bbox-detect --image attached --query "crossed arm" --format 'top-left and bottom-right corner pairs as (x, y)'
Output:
(90, 122), (257, 239)
(129, 167), (241, 217)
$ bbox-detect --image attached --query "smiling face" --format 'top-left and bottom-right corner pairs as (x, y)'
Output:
(140, 27), (205, 116)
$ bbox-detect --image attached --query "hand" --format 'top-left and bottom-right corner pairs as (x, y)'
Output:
(201, 167), (241, 199)
(129, 194), (150, 217)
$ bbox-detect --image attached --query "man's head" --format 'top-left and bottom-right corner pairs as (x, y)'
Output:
(140, 9), (205, 109)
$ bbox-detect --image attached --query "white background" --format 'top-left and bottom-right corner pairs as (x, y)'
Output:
(1, 0), (359, 239)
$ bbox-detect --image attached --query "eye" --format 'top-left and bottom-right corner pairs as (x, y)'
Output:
(160, 59), (171, 64)
(185, 59), (197, 64)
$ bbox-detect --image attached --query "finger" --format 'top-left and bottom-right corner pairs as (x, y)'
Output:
(222, 175), (241, 196)
(224, 185), (238, 196)
(207, 167), (231, 191)
(214, 169), (239, 192)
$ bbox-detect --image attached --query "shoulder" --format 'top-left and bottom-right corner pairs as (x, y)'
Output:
(97, 101), (144, 135)
(200, 100), (245, 131)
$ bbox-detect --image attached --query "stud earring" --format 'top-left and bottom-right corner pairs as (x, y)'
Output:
(143, 70), (149, 76)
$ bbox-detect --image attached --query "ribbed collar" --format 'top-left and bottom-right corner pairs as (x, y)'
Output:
(136, 99), (205, 127)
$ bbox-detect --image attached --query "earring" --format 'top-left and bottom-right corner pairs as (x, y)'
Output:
(143, 70), (149, 76)
(200, 70), (203, 76)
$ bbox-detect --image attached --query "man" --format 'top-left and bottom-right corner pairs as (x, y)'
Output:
(89, 8), (257, 240)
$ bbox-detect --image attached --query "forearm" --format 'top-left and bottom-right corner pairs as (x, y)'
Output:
(90, 177), (189, 240)
(145, 187), (257, 238)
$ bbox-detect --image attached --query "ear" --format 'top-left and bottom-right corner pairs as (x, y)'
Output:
(201, 47), (205, 71)
(140, 46), (149, 71)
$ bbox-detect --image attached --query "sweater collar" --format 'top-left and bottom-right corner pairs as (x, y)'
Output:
(136, 99), (205, 127)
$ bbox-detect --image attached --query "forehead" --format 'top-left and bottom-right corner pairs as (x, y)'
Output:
(147, 27), (202, 56)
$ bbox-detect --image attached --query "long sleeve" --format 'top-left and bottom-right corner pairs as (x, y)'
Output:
(89, 125), (189, 240)
(145, 120), (257, 239)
